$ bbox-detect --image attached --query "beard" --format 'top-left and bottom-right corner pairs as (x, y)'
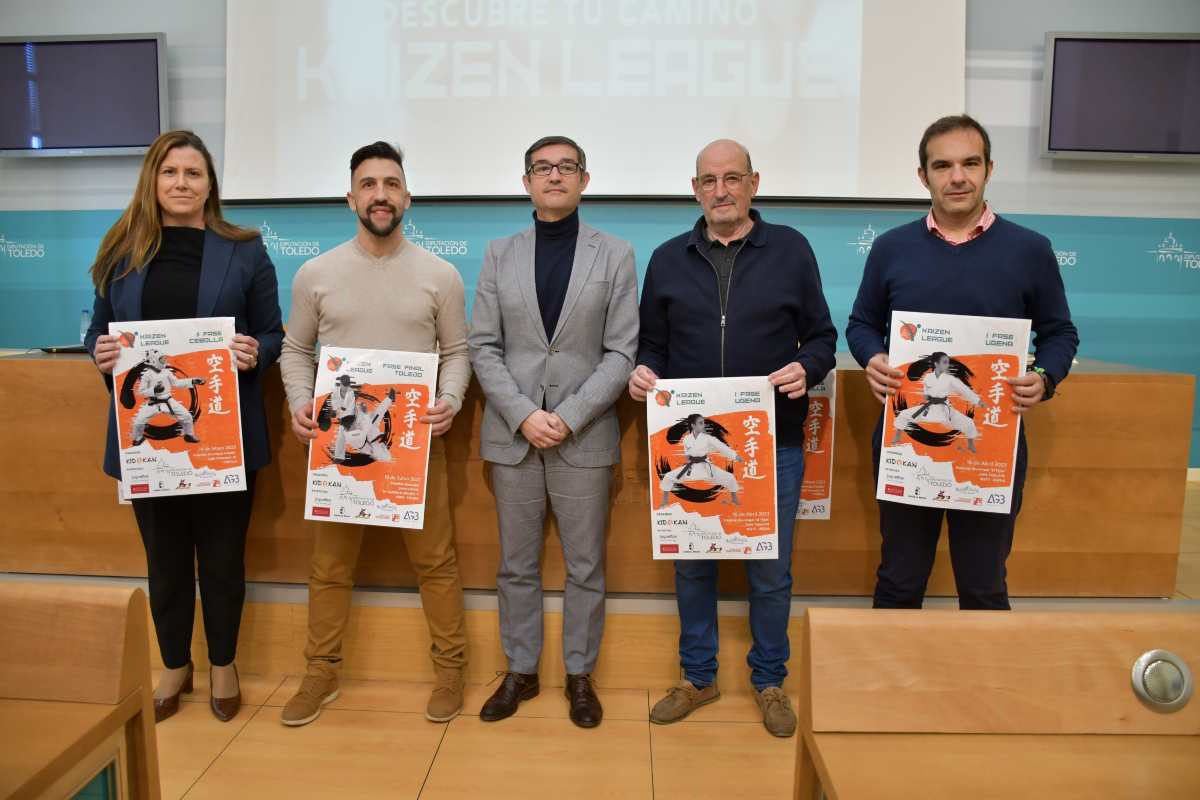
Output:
(358, 203), (403, 237)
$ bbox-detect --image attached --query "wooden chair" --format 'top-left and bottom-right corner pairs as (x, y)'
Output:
(795, 608), (1200, 799)
(0, 582), (160, 799)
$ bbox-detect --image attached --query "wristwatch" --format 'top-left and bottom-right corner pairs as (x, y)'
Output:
(1029, 365), (1056, 400)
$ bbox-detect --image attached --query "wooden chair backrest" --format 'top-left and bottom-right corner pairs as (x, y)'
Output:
(0, 582), (151, 705)
(803, 608), (1200, 735)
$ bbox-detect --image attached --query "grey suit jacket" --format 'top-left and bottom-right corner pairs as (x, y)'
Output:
(468, 221), (639, 467)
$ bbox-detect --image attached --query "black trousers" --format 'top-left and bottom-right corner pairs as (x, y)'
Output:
(871, 422), (1027, 610)
(131, 472), (257, 668)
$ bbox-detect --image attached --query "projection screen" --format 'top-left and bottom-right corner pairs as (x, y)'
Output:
(223, 0), (965, 199)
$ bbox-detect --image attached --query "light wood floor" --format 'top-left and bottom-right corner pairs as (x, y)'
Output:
(152, 482), (1199, 798)
(153, 673), (796, 800)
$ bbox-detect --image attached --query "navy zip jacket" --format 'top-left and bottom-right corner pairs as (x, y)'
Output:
(845, 216), (1078, 387)
(637, 209), (838, 446)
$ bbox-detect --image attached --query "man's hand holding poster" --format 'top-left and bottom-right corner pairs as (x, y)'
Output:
(878, 311), (1031, 514)
(648, 376), (778, 559)
(110, 317), (245, 500)
(304, 346), (438, 529)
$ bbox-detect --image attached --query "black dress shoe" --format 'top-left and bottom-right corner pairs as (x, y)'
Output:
(480, 672), (539, 722)
(565, 673), (603, 728)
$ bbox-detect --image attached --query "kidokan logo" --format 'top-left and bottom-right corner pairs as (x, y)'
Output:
(260, 222), (321, 258)
(847, 223), (876, 255)
(403, 219), (468, 257)
(1148, 232), (1200, 271)
(0, 232), (45, 259)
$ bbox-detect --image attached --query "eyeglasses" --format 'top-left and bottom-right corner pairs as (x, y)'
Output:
(528, 161), (582, 177)
(697, 172), (752, 192)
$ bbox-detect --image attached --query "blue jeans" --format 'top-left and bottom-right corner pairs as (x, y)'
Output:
(674, 446), (805, 690)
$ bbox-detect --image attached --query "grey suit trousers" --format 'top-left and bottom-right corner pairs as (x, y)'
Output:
(490, 447), (611, 675)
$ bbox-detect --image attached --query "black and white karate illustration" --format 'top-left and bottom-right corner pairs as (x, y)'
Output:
(322, 374), (395, 465)
(657, 413), (743, 507)
(890, 351), (988, 452)
(123, 348), (205, 445)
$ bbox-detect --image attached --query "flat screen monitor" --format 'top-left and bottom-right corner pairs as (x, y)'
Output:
(0, 33), (168, 157)
(1041, 32), (1200, 162)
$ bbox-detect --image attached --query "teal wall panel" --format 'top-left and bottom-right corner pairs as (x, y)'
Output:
(1, 203), (1197, 464)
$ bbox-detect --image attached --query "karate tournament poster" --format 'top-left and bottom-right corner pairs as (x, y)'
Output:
(110, 317), (245, 500)
(878, 311), (1031, 514)
(304, 346), (438, 529)
(797, 371), (835, 520)
(648, 376), (778, 559)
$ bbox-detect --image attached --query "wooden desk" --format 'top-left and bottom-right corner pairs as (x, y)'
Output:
(795, 609), (1200, 800)
(808, 733), (1200, 799)
(0, 582), (159, 800)
(0, 695), (145, 800)
(0, 353), (1192, 596)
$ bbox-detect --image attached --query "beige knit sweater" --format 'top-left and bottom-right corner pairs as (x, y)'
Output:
(279, 237), (471, 414)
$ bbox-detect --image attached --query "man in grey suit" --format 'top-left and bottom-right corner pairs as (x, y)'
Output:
(468, 135), (639, 728)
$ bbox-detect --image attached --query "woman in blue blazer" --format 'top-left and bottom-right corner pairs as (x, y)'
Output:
(84, 130), (284, 724)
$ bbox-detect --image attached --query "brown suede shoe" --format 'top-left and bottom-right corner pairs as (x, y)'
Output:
(426, 666), (465, 723)
(649, 680), (720, 724)
(280, 672), (340, 727)
(209, 664), (241, 723)
(153, 661), (194, 724)
(754, 686), (797, 737)
(479, 672), (539, 722)
(565, 674), (603, 728)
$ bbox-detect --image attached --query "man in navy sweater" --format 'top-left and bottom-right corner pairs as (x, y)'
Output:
(629, 139), (837, 737)
(846, 114), (1079, 611)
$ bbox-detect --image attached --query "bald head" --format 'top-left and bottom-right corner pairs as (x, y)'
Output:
(692, 138), (759, 239)
(695, 139), (753, 176)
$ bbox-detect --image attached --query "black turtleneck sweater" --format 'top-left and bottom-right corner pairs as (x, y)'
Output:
(142, 226), (205, 321)
(533, 209), (579, 339)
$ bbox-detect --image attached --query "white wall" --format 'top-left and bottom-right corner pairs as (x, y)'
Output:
(1, 0), (1198, 216)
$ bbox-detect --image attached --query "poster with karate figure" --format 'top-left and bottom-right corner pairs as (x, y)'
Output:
(110, 317), (245, 500)
(878, 311), (1031, 515)
(304, 346), (437, 529)
(648, 376), (778, 560)
(797, 372), (835, 520)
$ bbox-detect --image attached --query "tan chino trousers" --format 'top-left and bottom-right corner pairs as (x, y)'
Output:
(303, 436), (467, 674)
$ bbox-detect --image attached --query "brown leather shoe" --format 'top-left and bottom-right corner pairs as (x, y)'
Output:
(479, 672), (539, 722)
(209, 664), (241, 723)
(565, 673), (603, 728)
(153, 661), (194, 724)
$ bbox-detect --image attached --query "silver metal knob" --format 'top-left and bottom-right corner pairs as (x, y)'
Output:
(1131, 649), (1193, 712)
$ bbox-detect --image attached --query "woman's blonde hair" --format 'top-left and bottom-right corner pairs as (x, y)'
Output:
(89, 130), (257, 293)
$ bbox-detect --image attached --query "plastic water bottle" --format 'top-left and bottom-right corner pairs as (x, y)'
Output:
(79, 309), (91, 344)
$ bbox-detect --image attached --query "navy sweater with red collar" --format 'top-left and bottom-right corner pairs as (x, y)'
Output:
(845, 215), (1079, 387)
(636, 209), (838, 447)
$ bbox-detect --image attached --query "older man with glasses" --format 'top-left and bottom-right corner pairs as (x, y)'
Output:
(469, 135), (639, 728)
(628, 139), (837, 738)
